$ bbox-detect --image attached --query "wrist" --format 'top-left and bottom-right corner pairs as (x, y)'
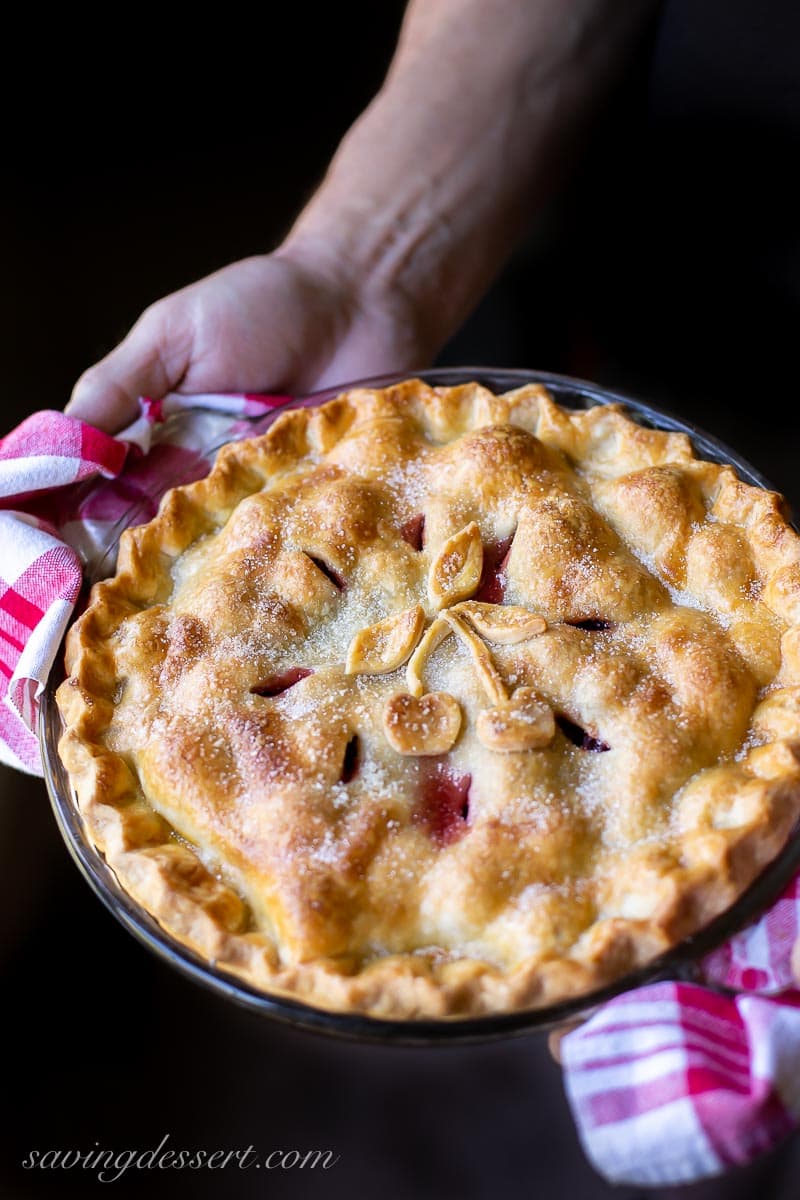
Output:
(282, 199), (475, 367)
(276, 203), (446, 366)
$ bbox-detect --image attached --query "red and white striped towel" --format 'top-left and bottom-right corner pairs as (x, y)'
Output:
(563, 903), (800, 1184)
(0, 393), (288, 772)
(1, 395), (799, 1185)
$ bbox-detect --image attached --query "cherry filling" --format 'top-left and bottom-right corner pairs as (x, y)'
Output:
(305, 553), (346, 591)
(475, 533), (514, 604)
(400, 514), (425, 551)
(413, 765), (472, 846)
(250, 667), (313, 698)
(340, 734), (360, 784)
(566, 618), (616, 633)
(555, 712), (610, 753)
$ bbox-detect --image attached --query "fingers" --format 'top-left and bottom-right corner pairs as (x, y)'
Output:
(547, 1022), (582, 1064)
(66, 305), (187, 434)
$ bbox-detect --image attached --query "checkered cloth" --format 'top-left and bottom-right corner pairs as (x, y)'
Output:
(0, 393), (288, 772)
(563, 877), (800, 1184)
(1, 395), (799, 1185)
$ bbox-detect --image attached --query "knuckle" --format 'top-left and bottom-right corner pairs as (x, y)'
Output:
(138, 298), (170, 331)
(72, 363), (104, 399)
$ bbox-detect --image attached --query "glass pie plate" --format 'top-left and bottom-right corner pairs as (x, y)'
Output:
(40, 367), (800, 1044)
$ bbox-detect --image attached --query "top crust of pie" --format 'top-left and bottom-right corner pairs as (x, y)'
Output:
(56, 380), (800, 1019)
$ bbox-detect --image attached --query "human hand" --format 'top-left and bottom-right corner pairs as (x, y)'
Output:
(66, 248), (428, 434)
(547, 1023), (582, 1064)
(66, 0), (656, 438)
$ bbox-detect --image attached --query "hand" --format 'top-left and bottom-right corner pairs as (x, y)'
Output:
(547, 1023), (581, 1064)
(66, 0), (654, 437)
(66, 249), (429, 434)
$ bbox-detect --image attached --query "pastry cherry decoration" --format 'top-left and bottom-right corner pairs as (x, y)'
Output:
(555, 712), (610, 753)
(414, 765), (472, 846)
(250, 667), (313, 697)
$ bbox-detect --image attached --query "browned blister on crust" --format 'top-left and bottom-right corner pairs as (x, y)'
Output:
(55, 380), (800, 1019)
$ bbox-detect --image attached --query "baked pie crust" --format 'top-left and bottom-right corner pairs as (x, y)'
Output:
(56, 380), (800, 1019)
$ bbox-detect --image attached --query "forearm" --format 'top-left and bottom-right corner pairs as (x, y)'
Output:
(66, 0), (658, 431)
(283, 0), (657, 355)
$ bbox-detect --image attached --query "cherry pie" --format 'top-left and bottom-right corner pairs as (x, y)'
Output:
(56, 380), (800, 1018)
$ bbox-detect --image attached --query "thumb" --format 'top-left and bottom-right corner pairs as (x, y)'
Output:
(547, 1022), (582, 1064)
(66, 304), (187, 434)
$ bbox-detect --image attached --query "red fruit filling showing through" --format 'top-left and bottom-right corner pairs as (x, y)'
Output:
(413, 765), (472, 846)
(306, 554), (346, 591)
(474, 534), (514, 604)
(555, 712), (610, 753)
(400, 514), (425, 551)
(251, 667), (313, 698)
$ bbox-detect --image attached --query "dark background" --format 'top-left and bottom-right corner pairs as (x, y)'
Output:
(2, 2), (799, 1197)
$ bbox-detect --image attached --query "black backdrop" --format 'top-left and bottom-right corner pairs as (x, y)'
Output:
(2, 3), (799, 1197)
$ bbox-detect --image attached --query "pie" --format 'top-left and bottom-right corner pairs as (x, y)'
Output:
(55, 379), (800, 1019)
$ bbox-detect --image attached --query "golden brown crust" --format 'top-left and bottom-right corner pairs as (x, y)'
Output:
(57, 380), (800, 1019)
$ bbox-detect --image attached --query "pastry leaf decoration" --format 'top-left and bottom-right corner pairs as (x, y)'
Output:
(346, 523), (552, 756)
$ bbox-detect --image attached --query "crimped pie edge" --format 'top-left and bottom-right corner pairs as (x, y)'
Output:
(55, 380), (800, 1020)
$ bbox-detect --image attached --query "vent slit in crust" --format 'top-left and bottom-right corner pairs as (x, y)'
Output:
(340, 734), (360, 784)
(414, 766), (472, 846)
(305, 553), (346, 591)
(555, 712), (610, 753)
(250, 667), (313, 698)
(566, 618), (616, 633)
(400, 514), (425, 551)
(474, 531), (515, 604)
